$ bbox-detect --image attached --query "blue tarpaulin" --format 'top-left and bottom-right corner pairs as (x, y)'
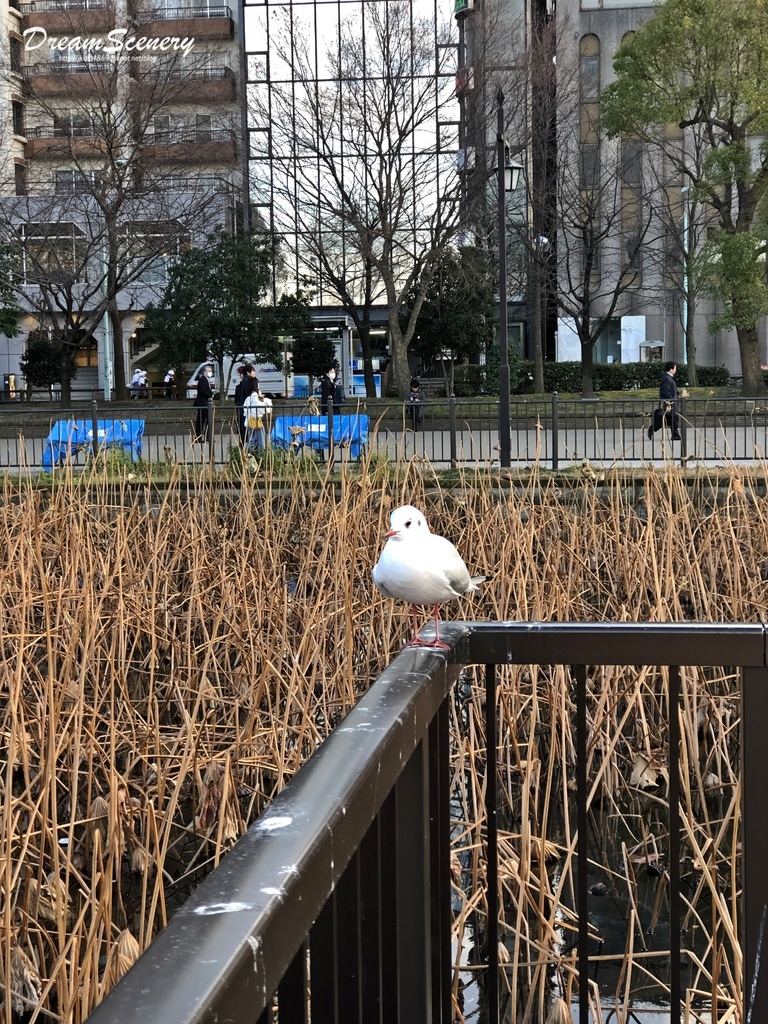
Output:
(43, 419), (145, 468)
(271, 414), (368, 458)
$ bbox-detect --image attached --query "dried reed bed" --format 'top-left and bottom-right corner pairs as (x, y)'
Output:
(0, 458), (764, 1022)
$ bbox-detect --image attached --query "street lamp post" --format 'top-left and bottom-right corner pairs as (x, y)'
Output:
(681, 185), (689, 369)
(496, 89), (522, 469)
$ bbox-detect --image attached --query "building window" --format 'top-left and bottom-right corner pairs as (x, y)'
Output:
(18, 223), (86, 286)
(10, 38), (22, 75)
(150, 114), (172, 140)
(580, 143), (600, 189)
(52, 112), (94, 137)
(121, 220), (189, 286)
(12, 101), (24, 137)
(622, 139), (642, 185)
(579, 35), (600, 146)
(54, 170), (102, 194)
(196, 113), (212, 141)
(14, 165), (27, 196)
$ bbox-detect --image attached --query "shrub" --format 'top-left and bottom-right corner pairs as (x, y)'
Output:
(507, 360), (731, 394)
(452, 364), (485, 397)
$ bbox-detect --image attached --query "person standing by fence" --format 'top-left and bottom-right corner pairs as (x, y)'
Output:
(405, 377), (426, 430)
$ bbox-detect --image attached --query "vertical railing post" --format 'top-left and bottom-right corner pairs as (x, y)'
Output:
(91, 398), (99, 461)
(326, 396), (334, 468)
(742, 664), (768, 1023)
(449, 393), (457, 468)
(679, 394), (688, 465)
(207, 397), (215, 468)
(576, 664), (589, 1024)
(669, 666), (681, 1024)
(395, 740), (431, 1020)
(551, 391), (559, 471)
(428, 701), (452, 1023)
(486, 664), (499, 1024)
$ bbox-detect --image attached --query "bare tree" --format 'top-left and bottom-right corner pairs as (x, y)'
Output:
(2, 4), (241, 400)
(256, 0), (461, 398)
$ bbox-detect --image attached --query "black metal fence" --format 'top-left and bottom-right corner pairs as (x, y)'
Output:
(85, 621), (768, 1024)
(3, 395), (768, 470)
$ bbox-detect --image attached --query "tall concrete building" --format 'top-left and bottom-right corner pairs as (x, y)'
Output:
(458, 0), (766, 377)
(0, 0), (246, 395)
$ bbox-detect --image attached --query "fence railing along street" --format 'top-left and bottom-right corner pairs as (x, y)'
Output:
(2, 394), (768, 470)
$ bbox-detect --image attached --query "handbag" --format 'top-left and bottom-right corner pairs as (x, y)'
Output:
(247, 413), (263, 430)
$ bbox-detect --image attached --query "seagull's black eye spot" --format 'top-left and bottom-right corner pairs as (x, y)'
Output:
(405, 519), (412, 528)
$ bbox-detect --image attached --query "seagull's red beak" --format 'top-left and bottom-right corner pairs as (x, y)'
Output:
(385, 527), (399, 538)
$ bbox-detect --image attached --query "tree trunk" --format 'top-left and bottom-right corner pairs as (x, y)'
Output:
(685, 286), (697, 387)
(60, 359), (74, 405)
(580, 342), (595, 399)
(389, 313), (411, 398)
(737, 324), (767, 397)
(358, 323), (378, 398)
(109, 304), (128, 401)
(533, 270), (544, 394)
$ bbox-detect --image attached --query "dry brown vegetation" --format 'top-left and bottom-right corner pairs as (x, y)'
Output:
(0, 458), (765, 1022)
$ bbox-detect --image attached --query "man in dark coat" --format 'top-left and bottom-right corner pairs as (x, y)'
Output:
(648, 360), (681, 441)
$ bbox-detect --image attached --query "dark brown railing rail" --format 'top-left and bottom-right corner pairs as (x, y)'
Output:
(84, 621), (768, 1024)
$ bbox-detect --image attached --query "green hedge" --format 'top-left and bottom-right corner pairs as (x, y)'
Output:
(495, 360), (731, 395)
(415, 359), (732, 396)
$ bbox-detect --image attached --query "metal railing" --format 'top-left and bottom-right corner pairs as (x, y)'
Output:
(21, 0), (107, 11)
(2, 395), (768, 470)
(25, 124), (98, 138)
(167, 65), (232, 79)
(24, 60), (112, 75)
(150, 4), (231, 18)
(84, 621), (768, 1024)
(144, 127), (233, 144)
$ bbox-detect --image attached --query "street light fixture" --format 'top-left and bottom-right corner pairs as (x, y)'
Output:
(497, 87), (524, 469)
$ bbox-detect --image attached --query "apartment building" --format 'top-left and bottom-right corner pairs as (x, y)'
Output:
(1, 0), (245, 395)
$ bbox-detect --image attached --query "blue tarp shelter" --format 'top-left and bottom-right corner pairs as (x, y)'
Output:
(43, 419), (145, 468)
(271, 414), (369, 458)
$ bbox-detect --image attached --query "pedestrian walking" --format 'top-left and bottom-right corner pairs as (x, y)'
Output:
(648, 361), (681, 441)
(234, 364), (258, 444)
(193, 365), (215, 443)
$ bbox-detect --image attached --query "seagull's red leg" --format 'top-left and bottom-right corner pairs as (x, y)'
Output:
(406, 603), (450, 651)
(411, 604), (420, 642)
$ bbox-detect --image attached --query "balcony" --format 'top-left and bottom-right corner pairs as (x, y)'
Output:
(138, 5), (234, 39)
(21, 0), (114, 34)
(24, 123), (106, 158)
(83, 621), (768, 1024)
(145, 66), (237, 103)
(139, 173), (238, 193)
(24, 60), (113, 96)
(139, 127), (237, 163)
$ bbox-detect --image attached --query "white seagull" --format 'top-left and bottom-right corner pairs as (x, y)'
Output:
(372, 504), (484, 650)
